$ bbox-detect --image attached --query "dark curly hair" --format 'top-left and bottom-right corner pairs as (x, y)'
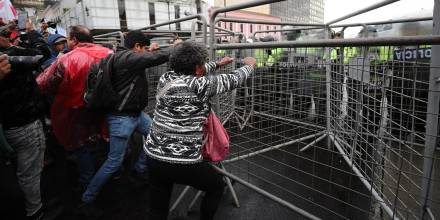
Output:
(124, 30), (151, 49)
(169, 41), (208, 75)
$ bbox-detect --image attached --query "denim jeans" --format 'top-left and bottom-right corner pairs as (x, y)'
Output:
(82, 112), (151, 203)
(68, 145), (95, 189)
(4, 120), (46, 216)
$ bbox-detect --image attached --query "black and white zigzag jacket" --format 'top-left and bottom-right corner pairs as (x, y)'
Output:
(144, 62), (254, 164)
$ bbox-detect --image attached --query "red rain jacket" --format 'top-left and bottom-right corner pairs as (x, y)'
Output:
(37, 43), (112, 150)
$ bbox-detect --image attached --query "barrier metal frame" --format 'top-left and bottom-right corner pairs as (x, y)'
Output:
(203, 0), (440, 219)
(91, 1), (440, 219)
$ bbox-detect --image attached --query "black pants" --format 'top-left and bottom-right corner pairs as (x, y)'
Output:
(147, 158), (225, 220)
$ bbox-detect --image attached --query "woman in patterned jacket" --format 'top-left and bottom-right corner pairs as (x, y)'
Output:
(144, 40), (256, 220)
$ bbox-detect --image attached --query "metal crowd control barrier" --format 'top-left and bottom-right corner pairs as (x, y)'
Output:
(251, 27), (326, 42)
(182, 0), (440, 219)
(214, 18), (327, 42)
(136, 14), (207, 45)
(212, 37), (440, 220)
(90, 0), (440, 219)
(332, 17), (433, 40)
(329, 16), (433, 29)
(93, 31), (125, 48)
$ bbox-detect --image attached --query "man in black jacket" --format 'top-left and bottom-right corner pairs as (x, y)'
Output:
(0, 22), (52, 220)
(81, 30), (177, 206)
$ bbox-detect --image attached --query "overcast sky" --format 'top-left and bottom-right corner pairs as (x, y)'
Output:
(325, 0), (434, 23)
(206, 0), (434, 37)
(206, 0), (434, 23)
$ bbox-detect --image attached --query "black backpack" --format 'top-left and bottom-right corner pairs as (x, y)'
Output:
(83, 53), (119, 112)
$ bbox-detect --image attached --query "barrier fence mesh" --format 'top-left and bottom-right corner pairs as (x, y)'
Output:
(215, 45), (439, 220)
(93, 30), (439, 219)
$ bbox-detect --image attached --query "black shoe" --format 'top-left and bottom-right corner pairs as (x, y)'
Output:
(77, 202), (103, 220)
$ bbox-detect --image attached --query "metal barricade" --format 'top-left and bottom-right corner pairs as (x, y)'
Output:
(93, 31), (125, 48)
(201, 0), (440, 219)
(89, 2), (440, 218)
(212, 36), (440, 220)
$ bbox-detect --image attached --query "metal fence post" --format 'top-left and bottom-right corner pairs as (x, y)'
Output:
(325, 26), (332, 147)
(119, 31), (124, 47)
(421, 0), (440, 218)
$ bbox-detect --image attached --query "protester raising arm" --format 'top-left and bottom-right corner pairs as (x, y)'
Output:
(185, 57), (255, 102)
(201, 56), (235, 77)
(113, 33), (182, 74)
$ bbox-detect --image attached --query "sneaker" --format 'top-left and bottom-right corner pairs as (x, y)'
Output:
(77, 202), (103, 220)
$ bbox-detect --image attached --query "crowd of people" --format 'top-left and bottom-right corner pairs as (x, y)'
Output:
(0, 17), (257, 220)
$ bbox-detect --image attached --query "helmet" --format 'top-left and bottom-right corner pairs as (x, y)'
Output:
(259, 35), (275, 42)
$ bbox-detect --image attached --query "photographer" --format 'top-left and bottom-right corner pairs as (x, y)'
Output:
(0, 19), (51, 220)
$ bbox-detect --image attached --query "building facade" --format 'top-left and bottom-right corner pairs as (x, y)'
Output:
(270, 0), (324, 23)
(212, 8), (281, 40)
(214, 0), (270, 14)
(214, 0), (324, 24)
(39, 0), (209, 31)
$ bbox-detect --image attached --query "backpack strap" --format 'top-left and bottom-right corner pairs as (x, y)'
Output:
(117, 75), (139, 111)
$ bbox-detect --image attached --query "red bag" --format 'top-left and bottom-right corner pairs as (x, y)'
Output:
(202, 111), (229, 162)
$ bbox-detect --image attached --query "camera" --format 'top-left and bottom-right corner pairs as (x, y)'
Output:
(0, 52), (43, 68)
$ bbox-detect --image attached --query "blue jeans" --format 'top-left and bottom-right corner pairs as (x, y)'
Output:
(82, 112), (152, 203)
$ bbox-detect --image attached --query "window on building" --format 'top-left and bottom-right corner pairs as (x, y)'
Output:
(240, 24), (243, 33)
(175, 5), (180, 30)
(148, 2), (156, 30)
(230, 23), (233, 31)
(250, 24), (253, 33)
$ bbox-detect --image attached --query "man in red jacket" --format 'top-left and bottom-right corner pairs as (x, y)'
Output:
(37, 25), (112, 198)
